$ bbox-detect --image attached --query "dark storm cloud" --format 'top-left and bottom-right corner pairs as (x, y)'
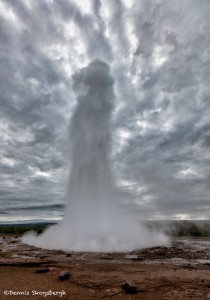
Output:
(0, 0), (210, 221)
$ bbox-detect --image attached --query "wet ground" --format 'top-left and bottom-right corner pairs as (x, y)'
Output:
(0, 235), (210, 299)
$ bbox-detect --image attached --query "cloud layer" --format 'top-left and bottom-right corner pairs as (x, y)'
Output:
(0, 0), (210, 221)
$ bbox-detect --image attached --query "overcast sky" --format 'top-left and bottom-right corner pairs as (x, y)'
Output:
(0, 0), (210, 221)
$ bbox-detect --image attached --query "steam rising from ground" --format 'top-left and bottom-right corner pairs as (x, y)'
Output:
(23, 60), (168, 252)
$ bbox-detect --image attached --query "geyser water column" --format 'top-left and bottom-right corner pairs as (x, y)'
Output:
(23, 60), (169, 252)
(66, 59), (117, 240)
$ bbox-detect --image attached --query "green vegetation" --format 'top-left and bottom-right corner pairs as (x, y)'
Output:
(144, 220), (210, 237)
(0, 222), (56, 235)
(171, 220), (210, 237)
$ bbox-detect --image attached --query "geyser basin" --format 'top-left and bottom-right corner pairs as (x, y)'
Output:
(23, 60), (169, 252)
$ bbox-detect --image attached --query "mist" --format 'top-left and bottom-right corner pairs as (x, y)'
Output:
(22, 59), (168, 252)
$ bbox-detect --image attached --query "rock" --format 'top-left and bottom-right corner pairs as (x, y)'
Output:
(122, 281), (137, 294)
(156, 252), (166, 256)
(35, 268), (50, 273)
(58, 271), (70, 281)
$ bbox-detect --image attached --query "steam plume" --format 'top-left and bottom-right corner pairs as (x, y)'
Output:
(23, 60), (169, 252)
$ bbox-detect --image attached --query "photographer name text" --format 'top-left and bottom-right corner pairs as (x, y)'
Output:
(4, 290), (66, 297)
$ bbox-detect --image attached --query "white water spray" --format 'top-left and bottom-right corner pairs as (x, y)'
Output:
(23, 60), (169, 252)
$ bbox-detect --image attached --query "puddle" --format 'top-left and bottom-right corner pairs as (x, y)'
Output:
(196, 259), (210, 264)
(11, 254), (36, 259)
(125, 254), (138, 259)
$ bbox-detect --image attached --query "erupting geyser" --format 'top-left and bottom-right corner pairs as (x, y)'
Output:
(23, 60), (169, 252)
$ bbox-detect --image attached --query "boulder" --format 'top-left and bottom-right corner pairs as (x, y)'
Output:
(58, 271), (70, 281)
(122, 281), (137, 294)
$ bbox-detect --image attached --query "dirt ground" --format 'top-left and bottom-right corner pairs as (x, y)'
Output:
(0, 235), (210, 300)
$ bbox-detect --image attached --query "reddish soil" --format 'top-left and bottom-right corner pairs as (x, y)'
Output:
(0, 236), (210, 300)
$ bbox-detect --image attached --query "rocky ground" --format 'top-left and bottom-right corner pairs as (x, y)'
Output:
(0, 235), (210, 300)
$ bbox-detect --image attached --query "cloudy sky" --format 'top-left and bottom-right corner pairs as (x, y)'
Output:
(0, 0), (210, 222)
